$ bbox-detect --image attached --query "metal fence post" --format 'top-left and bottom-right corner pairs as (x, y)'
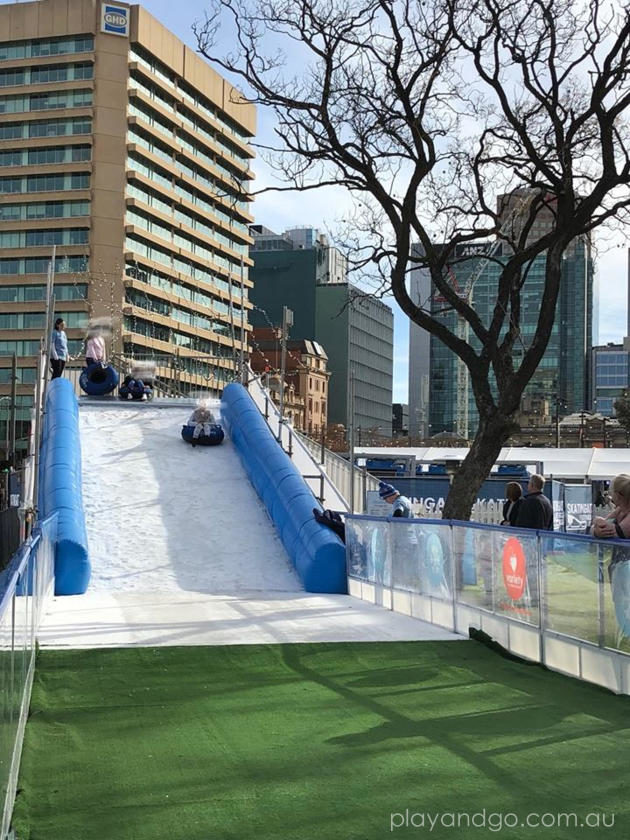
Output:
(598, 542), (606, 648)
(537, 533), (546, 666)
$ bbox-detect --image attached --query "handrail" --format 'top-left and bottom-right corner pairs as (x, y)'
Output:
(245, 367), (350, 511)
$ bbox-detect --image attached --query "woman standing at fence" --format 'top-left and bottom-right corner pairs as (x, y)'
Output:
(50, 318), (68, 379)
(501, 482), (523, 527)
(591, 474), (630, 539)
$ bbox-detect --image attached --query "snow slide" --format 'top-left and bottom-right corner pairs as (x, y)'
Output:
(79, 402), (301, 595)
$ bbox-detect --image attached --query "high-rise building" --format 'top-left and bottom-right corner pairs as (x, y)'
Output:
(591, 343), (630, 416)
(407, 245), (431, 438)
(408, 197), (594, 439)
(250, 226), (394, 435)
(0, 0), (255, 450)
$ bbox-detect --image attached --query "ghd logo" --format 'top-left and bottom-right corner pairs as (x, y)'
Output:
(101, 4), (129, 36)
(104, 11), (126, 27)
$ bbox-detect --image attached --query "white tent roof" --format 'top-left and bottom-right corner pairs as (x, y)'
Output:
(355, 446), (630, 480)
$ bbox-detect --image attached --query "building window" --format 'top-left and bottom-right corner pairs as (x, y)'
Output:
(0, 36), (93, 62)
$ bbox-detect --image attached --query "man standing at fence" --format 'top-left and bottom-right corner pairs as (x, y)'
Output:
(515, 474), (553, 530)
(378, 482), (413, 517)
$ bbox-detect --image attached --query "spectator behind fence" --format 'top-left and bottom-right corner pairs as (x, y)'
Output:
(378, 482), (413, 518)
(50, 317), (68, 379)
(514, 473), (553, 530)
(501, 481), (523, 526)
(591, 474), (630, 539)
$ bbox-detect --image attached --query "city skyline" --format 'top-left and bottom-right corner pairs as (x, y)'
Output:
(0, 0), (625, 404)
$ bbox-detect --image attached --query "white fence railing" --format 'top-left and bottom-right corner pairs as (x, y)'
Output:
(246, 373), (353, 511)
(0, 514), (56, 838)
(295, 430), (380, 513)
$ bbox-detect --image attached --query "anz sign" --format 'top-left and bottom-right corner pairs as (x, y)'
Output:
(101, 3), (129, 37)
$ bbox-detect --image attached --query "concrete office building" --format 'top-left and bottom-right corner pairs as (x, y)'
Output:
(0, 0), (255, 448)
(250, 226), (394, 436)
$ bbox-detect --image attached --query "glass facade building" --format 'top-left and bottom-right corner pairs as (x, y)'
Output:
(591, 345), (630, 416)
(428, 235), (594, 438)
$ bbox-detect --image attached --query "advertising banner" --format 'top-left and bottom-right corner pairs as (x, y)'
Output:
(366, 477), (527, 517)
(564, 484), (593, 534)
(550, 479), (565, 532)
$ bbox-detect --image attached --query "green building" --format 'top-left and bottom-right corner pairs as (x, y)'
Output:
(250, 227), (394, 435)
(428, 235), (594, 438)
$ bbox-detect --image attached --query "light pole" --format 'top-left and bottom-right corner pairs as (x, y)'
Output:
(0, 395), (11, 509)
(278, 306), (293, 440)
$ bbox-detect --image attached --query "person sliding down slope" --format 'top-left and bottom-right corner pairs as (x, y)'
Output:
(186, 406), (215, 445)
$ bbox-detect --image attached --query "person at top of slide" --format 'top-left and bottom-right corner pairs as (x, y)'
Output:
(85, 327), (106, 368)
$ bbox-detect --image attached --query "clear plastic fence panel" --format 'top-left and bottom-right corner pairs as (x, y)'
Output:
(391, 519), (453, 601)
(492, 528), (540, 626)
(13, 560), (32, 727)
(541, 532), (601, 644)
(346, 517), (391, 586)
(600, 536), (630, 654)
(452, 523), (494, 611)
(0, 590), (13, 822)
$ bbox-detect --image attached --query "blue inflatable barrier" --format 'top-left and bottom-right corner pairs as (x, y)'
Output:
(221, 383), (346, 593)
(181, 424), (224, 446)
(38, 378), (90, 595)
(79, 363), (119, 396)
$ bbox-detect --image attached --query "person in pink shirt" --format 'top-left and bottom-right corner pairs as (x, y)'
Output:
(85, 328), (106, 368)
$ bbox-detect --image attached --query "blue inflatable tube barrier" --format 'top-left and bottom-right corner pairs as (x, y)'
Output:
(79, 363), (119, 396)
(221, 383), (346, 593)
(181, 424), (224, 446)
(38, 378), (90, 595)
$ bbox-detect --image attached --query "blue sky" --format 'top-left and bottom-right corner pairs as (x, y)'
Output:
(4, 0), (625, 400)
(134, 0), (626, 401)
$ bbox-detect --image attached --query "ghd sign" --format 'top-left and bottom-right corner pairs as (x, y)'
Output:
(101, 3), (129, 36)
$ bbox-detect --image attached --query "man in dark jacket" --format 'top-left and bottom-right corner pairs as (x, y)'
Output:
(515, 473), (553, 530)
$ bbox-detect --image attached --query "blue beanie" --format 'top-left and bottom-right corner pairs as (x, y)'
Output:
(379, 482), (398, 499)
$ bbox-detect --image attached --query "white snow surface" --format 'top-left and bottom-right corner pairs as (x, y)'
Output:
(79, 402), (301, 595)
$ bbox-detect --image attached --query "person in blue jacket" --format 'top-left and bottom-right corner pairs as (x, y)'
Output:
(379, 481), (413, 517)
(50, 317), (68, 379)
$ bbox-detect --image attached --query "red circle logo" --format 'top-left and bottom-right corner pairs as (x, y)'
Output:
(502, 537), (526, 600)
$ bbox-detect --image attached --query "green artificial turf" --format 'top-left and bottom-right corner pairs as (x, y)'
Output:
(13, 641), (630, 840)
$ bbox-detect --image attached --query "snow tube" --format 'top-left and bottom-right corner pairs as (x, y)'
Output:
(181, 424), (224, 446)
(221, 383), (346, 593)
(79, 363), (119, 396)
(38, 378), (90, 595)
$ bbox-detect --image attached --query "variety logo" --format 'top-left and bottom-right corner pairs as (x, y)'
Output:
(502, 537), (526, 600)
(102, 4), (128, 36)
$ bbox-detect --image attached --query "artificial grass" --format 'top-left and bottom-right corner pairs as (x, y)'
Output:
(13, 641), (630, 840)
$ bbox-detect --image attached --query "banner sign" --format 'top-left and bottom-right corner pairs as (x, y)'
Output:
(366, 478), (528, 517)
(564, 484), (593, 534)
(101, 3), (129, 36)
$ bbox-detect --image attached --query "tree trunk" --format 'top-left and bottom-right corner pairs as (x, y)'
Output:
(441, 411), (518, 521)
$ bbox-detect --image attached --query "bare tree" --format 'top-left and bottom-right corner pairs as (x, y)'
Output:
(195, 0), (630, 519)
